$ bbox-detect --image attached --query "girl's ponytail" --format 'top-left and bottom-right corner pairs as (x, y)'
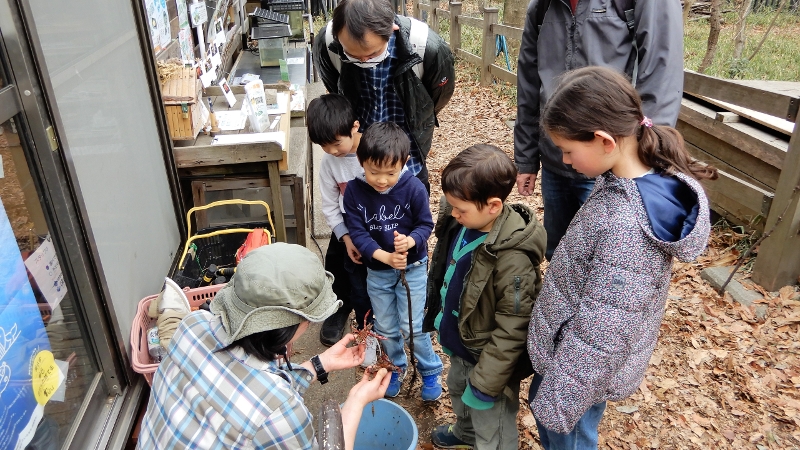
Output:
(542, 67), (718, 182)
(638, 125), (718, 181)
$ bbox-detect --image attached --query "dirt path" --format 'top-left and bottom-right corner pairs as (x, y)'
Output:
(402, 63), (800, 449)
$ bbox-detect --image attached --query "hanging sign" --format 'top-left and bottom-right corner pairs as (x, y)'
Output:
(189, 1), (208, 27)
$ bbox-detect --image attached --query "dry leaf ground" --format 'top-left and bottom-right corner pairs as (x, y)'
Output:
(409, 61), (800, 450)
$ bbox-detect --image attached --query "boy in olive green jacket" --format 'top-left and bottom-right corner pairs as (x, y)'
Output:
(423, 145), (546, 450)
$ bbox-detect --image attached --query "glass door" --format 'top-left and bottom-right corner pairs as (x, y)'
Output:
(0, 3), (118, 449)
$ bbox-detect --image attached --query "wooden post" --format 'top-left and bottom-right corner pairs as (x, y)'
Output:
(431, 0), (440, 32)
(450, 2), (462, 52)
(481, 7), (499, 86)
(412, 0), (420, 19)
(751, 112), (800, 290)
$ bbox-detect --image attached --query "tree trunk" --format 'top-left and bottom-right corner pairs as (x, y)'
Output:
(502, 0), (526, 28)
(733, 0), (755, 59)
(698, 0), (723, 73)
(683, 0), (697, 32)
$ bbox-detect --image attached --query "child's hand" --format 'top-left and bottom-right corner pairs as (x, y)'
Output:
(386, 251), (407, 270)
(342, 235), (362, 264)
(393, 231), (415, 253)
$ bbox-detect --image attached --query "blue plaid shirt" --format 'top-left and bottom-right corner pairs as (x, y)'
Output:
(354, 34), (424, 175)
(137, 311), (317, 450)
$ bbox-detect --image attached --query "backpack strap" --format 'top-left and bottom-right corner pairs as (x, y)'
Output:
(535, 0), (552, 33)
(612, 0), (637, 37)
(324, 20), (342, 73)
(408, 18), (428, 79)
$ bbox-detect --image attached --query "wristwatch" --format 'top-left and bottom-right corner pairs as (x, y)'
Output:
(311, 355), (329, 384)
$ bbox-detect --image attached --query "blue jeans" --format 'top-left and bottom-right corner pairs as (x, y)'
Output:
(540, 168), (595, 260)
(528, 373), (606, 450)
(366, 257), (443, 376)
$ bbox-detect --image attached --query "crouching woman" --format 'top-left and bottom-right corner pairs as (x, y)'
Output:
(137, 243), (391, 450)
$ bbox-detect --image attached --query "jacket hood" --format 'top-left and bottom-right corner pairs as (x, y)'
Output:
(484, 203), (546, 258)
(616, 172), (709, 262)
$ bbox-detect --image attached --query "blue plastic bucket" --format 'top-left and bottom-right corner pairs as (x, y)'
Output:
(354, 399), (418, 450)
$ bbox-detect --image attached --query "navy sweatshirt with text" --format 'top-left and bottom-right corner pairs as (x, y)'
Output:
(343, 170), (433, 271)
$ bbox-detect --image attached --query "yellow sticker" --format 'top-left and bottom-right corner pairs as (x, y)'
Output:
(32, 350), (59, 405)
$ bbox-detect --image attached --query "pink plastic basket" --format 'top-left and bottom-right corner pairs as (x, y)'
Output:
(130, 284), (225, 385)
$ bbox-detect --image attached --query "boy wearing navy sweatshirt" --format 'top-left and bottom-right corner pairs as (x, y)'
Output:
(343, 122), (443, 401)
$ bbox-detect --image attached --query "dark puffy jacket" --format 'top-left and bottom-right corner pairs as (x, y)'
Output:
(514, 0), (684, 178)
(313, 15), (455, 163)
(424, 200), (546, 398)
(527, 171), (711, 433)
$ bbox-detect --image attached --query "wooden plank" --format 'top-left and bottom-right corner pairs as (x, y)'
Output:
(457, 49), (482, 67)
(491, 23), (523, 41)
(278, 93), (291, 171)
(489, 64), (517, 86)
(435, 8), (450, 19)
(678, 120), (781, 189)
(480, 8), (498, 86)
(174, 144), (284, 167)
(268, 161), (287, 242)
(701, 169), (773, 231)
(693, 94), (794, 136)
(685, 142), (773, 195)
(458, 15), (483, 29)
(683, 70), (799, 122)
(679, 98), (788, 169)
(293, 175), (307, 247)
(715, 112), (740, 123)
(752, 112), (800, 290)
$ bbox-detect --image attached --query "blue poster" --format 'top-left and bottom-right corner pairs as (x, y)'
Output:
(0, 199), (53, 450)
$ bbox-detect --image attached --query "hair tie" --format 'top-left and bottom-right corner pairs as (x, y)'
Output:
(640, 117), (654, 128)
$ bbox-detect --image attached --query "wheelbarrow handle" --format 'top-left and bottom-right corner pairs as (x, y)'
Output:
(185, 199), (275, 239)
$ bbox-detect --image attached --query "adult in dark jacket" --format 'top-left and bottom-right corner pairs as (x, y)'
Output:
(313, 0), (455, 191)
(514, 0), (684, 259)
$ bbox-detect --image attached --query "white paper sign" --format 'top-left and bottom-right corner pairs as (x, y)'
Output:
(219, 78), (237, 108)
(23, 235), (67, 310)
(214, 111), (247, 130)
(189, 1), (207, 27)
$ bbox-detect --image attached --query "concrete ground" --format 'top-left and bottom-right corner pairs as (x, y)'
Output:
(299, 81), (437, 446)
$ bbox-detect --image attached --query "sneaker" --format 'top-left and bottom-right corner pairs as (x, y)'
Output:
(384, 370), (406, 398)
(319, 309), (349, 347)
(421, 373), (442, 402)
(430, 424), (472, 449)
(360, 335), (378, 368)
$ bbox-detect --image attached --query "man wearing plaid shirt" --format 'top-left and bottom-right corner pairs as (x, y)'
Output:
(137, 244), (391, 450)
(314, 0), (455, 192)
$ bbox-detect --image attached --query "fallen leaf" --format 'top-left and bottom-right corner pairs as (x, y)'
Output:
(616, 405), (640, 414)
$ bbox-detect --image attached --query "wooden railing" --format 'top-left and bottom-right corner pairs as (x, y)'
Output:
(412, 0), (522, 86)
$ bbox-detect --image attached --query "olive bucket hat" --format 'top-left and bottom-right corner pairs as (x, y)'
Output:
(210, 243), (342, 344)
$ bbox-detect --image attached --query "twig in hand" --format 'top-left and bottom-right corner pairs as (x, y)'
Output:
(399, 270), (419, 397)
(719, 185), (800, 293)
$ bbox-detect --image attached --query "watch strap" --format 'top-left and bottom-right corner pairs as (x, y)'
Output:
(311, 355), (329, 384)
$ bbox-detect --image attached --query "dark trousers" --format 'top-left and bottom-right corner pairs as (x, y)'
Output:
(540, 168), (596, 260)
(324, 235), (372, 329)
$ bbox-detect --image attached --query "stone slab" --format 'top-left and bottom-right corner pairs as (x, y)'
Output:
(701, 266), (767, 318)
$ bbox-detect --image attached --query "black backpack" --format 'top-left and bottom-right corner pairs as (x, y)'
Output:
(535, 0), (636, 36)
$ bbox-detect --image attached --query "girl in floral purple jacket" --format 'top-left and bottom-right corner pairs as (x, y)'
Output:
(526, 67), (718, 449)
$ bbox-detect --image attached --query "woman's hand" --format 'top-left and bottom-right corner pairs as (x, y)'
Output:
(340, 369), (392, 450)
(317, 333), (365, 372)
